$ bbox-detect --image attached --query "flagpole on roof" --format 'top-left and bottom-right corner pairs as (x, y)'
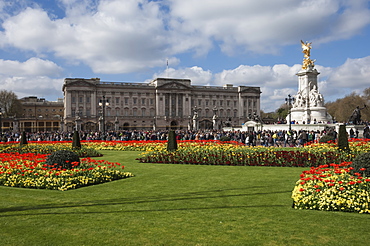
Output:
(166, 58), (169, 78)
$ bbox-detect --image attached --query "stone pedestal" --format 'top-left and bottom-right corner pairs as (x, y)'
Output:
(288, 65), (332, 124)
(290, 106), (332, 124)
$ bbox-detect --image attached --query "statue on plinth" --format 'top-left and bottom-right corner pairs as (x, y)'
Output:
(349, 105), (367, 125)
(301, 40), (315, 70)
(309, 85), (323, 107)
(288, 40), (332, 124)
(301, 40), (311, 58)
(192, 106), (199, 130)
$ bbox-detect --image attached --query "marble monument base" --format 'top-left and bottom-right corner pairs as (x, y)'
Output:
(289, 106), (332, 124)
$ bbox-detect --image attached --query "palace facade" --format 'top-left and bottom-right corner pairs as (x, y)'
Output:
(0, 96), (64, 133)
(62, 77), (261, 131)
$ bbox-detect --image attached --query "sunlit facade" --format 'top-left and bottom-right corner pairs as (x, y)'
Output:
(0, 96), (64, 133)
(62, 77), (261, 131)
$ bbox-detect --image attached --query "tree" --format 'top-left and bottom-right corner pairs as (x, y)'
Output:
(0, 90), (23, 117)
(362, 87), (370, 100)
(277, 107), (288, 120)
(260, 104), (290, 124)
(326, 92), (369, 123)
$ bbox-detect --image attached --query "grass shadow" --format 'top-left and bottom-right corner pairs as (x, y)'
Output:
(0, 186), (292, 216)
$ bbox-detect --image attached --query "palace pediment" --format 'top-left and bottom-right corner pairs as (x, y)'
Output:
(66, 80), (97, 87)
(239, 87), (261, 94)
(63, 79), (98, 91)
(156, 81), (191, 90)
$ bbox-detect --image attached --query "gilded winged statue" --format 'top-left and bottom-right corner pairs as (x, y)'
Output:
(300, 40), (312, 58)
(300, 40), (314, 69)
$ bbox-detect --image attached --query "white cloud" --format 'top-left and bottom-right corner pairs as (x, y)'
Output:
(0, 75), (64, 100)
(0, 0), (170, 73)
(213, 64), (301, 111)
(152, 66), (213, 85)
(0, 57), (62, 76)
(1, 8), (58, 52)
(168, 0), (370, 55)
(149, 54), (370, 112)
(316, 1), (370, 43)
(215, 65), (274, 86)
(0, 57), (63, 100)
(327, 56), (370, 87)
(318, 56), (370, 103)
(1, 0), (369, 74)
(0, 0), (368, 113)
(214, 64), (300, 90)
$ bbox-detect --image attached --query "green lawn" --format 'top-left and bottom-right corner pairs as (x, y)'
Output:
(0, 151), (369, 246)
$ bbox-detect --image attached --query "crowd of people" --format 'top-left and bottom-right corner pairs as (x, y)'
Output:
(0, 126), (351, 148)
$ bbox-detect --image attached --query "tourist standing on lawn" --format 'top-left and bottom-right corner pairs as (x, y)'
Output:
(298, 130), (307, 146)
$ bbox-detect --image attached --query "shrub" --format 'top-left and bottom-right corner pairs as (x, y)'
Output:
(72, 130), (81, 149)
(45, 150), (80, 169)
(337, 125), (349, 151)
(220, 136), (231, 141)
(19, 131), (28, 146)
(167, 130), (178, 151)
(319, 134), (335, 143)
(351, 151), (370, 177)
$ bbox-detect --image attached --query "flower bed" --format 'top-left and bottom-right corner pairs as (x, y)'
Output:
(86, 140), (167, 151)
(292, 163), (370, 213)
(1, 138), (370, 209)
(137, 143), (357, 167)
(0, 142), (102, 157)
(86, 140), (243, 151)
(0, 153), (133, 191)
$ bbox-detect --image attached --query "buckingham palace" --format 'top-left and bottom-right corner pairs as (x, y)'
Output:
(62, 77), (261, 131)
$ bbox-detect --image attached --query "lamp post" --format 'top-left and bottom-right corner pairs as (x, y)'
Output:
(285, 94), (295, 131)
(99, 95), (109, 133)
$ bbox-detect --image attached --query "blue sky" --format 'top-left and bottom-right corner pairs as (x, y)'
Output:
(0, 0), (370, 112)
